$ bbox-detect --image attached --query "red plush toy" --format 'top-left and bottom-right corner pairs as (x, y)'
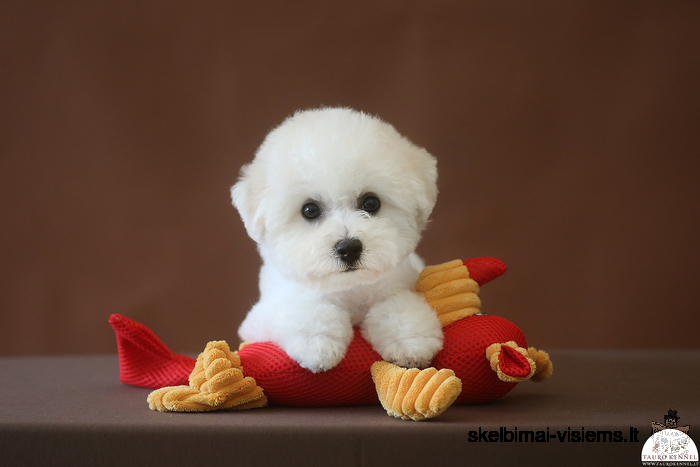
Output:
(110, 257), (552, 420)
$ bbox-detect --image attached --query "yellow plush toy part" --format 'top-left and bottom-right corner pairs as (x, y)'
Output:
(415, 259), (481, 327)
(371, 361), (462, 421)
(148, 341), (267, 412)
(528, 347), (554, 382)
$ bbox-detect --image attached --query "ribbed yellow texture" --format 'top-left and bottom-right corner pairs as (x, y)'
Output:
(415, 259), (481, 327)
(371, 361), (462, 421)
(147, 341), (267, 412)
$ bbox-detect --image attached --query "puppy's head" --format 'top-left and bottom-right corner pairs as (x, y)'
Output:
(231, 107), (437, 291)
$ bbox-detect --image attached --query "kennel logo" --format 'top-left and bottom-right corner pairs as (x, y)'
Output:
(641, 410), (698, 466)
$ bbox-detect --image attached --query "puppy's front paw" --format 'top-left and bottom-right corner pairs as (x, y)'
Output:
(379, 335), (443, 369)
(363, 290), (444, 369)
(285, 333), (351, 373)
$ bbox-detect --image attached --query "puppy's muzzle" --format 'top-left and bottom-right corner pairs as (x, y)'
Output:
(335, 238), (363, 268)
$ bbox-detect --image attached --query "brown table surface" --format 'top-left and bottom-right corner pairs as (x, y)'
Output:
(1, 350), (698, 466)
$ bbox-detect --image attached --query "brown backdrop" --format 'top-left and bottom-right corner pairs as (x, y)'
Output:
(1, 0), (698, 356)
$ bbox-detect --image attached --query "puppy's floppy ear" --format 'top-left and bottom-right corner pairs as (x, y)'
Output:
(230, 162), (268, 243)
(412, 147), (439, 230)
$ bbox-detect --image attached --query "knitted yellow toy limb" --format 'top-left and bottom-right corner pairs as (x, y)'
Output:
(147, 341), (267, 412)
(415, 259), (481, 327)
(371, 361), (462, 421)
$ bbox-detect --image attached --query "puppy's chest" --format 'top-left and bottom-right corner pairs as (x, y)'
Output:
(325, 286), (392, 326)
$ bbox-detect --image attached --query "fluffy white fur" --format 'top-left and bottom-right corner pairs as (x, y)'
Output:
(231, 107), (443, 373)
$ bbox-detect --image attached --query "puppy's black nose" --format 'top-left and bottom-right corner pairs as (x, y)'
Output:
(335, 238), (363, 266)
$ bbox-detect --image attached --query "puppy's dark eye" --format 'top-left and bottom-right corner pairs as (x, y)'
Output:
(360, 194), (381, 215)
(301, 202), (321, 220)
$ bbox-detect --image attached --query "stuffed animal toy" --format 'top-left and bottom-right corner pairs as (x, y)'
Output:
(110, 257), (552, 421)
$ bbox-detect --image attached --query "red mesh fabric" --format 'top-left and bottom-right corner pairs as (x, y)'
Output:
(109, 314), (195, 388)
(239, 328), (381, 406)
(463, 257), (507, 286)
(498, 345), (533, 379)
(239, 315), (527, 406)
(110, 313), (527, 404)
(432, 315), (527, 404)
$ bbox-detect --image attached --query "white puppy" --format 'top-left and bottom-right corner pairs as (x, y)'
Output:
(231, 107), (443, 373)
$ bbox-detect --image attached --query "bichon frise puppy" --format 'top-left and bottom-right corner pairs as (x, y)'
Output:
(231, 107), (443, 373)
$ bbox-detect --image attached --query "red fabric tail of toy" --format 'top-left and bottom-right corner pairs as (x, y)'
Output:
(108, 314), (196, 388)
(463, 257), (506, 286)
